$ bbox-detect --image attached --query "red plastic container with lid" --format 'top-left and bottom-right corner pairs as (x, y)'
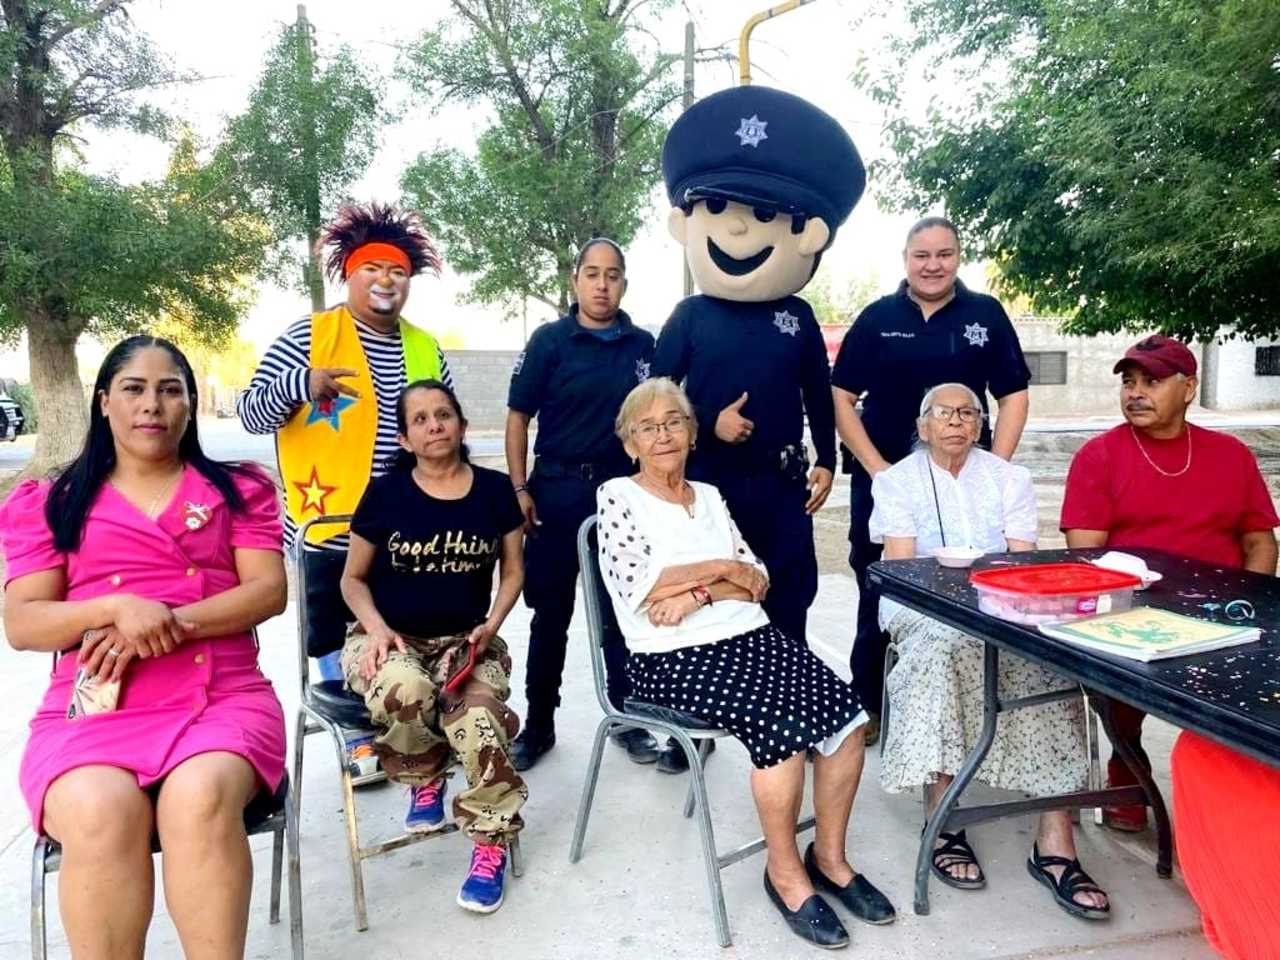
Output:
(969, 563), (1142, 626)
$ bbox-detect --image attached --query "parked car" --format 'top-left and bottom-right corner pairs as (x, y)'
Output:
(0, 394), (26, 441)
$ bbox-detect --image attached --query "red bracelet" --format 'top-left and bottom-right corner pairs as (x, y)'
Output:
(691, 585), (712, 607)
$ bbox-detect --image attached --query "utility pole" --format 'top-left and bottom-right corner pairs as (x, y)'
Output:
(681, 20), (696, 297)
(296, 4), (325, 311)
(739, 1), (817, 85)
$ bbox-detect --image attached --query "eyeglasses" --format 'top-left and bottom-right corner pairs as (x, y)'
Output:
(632, 415), (690, 439)
(925, 404), (983, 424)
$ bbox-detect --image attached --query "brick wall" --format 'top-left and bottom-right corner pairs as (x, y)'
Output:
(447, 350), (521, 430)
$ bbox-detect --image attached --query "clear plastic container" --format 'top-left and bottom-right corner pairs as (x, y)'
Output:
(969, 563), (1141, 626)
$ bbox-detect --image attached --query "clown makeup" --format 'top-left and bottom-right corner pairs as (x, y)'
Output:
(347, 259), (410, 331)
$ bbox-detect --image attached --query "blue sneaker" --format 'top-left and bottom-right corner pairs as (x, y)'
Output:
(456, 843), (507, 913)
(404, 778), (448, 833)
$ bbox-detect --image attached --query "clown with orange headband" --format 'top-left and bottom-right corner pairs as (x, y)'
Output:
(238, 202), (452, 786)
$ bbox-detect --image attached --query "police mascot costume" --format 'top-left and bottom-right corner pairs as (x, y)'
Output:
(651, 85), (865, 644)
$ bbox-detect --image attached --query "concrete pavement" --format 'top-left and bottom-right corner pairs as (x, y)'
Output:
(0, 573), (1218, 960)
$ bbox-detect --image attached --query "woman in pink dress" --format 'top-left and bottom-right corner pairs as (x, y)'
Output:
(1, 335), (287, 959)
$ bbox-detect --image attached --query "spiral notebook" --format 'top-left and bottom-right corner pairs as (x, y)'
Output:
(1037, 607), (1260, 662)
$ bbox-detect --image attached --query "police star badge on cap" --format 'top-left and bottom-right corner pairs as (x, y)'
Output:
(663, 85), (865, 230)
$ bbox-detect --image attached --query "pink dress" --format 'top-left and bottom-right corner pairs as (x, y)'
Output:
(0, 464), (287, 833)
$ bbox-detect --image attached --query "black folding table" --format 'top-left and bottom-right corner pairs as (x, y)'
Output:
(869, 547), (1280, 914)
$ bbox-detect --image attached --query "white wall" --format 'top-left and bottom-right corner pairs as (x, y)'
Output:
(1200, 339), (1280, 411)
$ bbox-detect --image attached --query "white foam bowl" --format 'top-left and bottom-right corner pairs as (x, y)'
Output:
(1090, 551), (1163, 590)
(931, 545), (985, 569)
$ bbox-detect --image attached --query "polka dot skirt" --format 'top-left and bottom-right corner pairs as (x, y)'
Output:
(627, 624), (865, 769)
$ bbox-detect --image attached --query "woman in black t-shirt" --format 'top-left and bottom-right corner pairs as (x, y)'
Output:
(339, 379), (527, 915)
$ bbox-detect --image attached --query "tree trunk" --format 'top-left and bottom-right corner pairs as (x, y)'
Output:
(304, 230), (325, 311)
(25, 315), (89, 477)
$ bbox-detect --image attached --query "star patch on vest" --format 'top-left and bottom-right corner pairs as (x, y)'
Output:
(963, 323), (989, 347)
(293, 466), (338, 516)
(635, 359), (651, 383)
(735, 114), (769, 148)
(773, 310), (800, 336)
(305, 395), (357, 432)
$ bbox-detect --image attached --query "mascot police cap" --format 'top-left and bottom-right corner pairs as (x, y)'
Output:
(662, 85), (865, 232)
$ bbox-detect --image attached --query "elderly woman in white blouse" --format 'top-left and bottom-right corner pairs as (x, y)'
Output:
(870, 382), (1109, 920)
(596, 377), (894, 949)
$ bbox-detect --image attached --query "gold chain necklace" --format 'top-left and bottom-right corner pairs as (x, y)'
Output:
(1130, 425), (1192, 478)
(143, 469), (183, 520)
(636, 476), (695, 518)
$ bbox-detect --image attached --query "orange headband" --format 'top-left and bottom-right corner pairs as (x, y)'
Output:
(343, 242), (412, 279)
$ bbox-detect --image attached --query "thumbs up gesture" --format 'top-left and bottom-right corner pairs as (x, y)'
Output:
(715, 392), (754, 444)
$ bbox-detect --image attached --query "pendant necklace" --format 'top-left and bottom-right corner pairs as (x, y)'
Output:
(638, 476), (695, 518)
(1130, 425), (1192, 478)
(134, 467), (183, 521)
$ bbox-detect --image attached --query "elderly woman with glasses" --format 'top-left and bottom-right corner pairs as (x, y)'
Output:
(870, 382), (1109, 920)
(596, 377), (894, 949)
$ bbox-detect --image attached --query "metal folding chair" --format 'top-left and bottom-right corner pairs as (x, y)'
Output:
(291, 514), (523, 932)
(569, 516), (816, 948)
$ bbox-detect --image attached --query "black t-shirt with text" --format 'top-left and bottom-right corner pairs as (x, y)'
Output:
(350, 465), (524, 638)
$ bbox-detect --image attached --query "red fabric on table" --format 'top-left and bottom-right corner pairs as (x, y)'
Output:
(1173, 731), (1280, 960)
(1059, 423), (1278, 567)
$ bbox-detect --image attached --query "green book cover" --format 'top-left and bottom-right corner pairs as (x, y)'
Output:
(1038, 607), (1259, 660)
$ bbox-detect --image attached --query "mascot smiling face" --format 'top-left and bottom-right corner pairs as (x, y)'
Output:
(663, 85), (865, 304)
(669, 198), (830, 302)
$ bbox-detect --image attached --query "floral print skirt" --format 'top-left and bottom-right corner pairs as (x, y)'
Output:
(880, 610), (1088, 796)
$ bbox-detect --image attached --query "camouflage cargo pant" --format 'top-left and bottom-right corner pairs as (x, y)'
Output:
(341, 628), (527, 843)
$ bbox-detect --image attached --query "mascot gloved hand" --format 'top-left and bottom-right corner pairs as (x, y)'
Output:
(650, 84), (864, 644)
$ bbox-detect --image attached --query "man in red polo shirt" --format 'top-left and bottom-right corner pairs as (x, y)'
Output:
(1060, 334), (1278, 830)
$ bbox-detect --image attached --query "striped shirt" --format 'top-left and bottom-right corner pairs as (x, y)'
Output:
(236, 312), (453, 552)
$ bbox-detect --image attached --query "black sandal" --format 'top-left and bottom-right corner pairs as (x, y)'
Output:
(1026, 843), (1111, 920)
(930, 829), (986, 890)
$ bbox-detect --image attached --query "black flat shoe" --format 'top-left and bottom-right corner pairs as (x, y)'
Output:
(803, 843), (896, 925)
(611, 728), (660, 764)
(763, 870), (849, 950)
(657, 737), (715, 774)
(510, 729), (555, 772)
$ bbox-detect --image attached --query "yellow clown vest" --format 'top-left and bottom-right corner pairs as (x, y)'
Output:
(277, 305), (442, 545)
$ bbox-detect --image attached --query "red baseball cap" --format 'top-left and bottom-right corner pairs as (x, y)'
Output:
(1113, 334), (1197, 379)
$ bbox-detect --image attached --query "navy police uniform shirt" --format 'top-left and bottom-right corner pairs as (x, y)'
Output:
(652, 294), (836, 476)
(831, 280), (1030, 465)
(508, 305), (654, 469)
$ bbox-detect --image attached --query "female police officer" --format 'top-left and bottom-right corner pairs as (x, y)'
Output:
(505, 238), (659, 771)
(832, 216), (1031, 742)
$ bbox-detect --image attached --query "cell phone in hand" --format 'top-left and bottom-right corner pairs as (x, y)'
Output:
(443, 642), (480, 695)
(66, 629), (122, 720)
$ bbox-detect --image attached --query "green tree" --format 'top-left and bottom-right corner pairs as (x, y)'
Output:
(869, 0), (1280, 341)
(805, 266), (885, 325)
(221, 11), (381, 310)
(399, 0), (680, 314)
(0, 1), (270, 472)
